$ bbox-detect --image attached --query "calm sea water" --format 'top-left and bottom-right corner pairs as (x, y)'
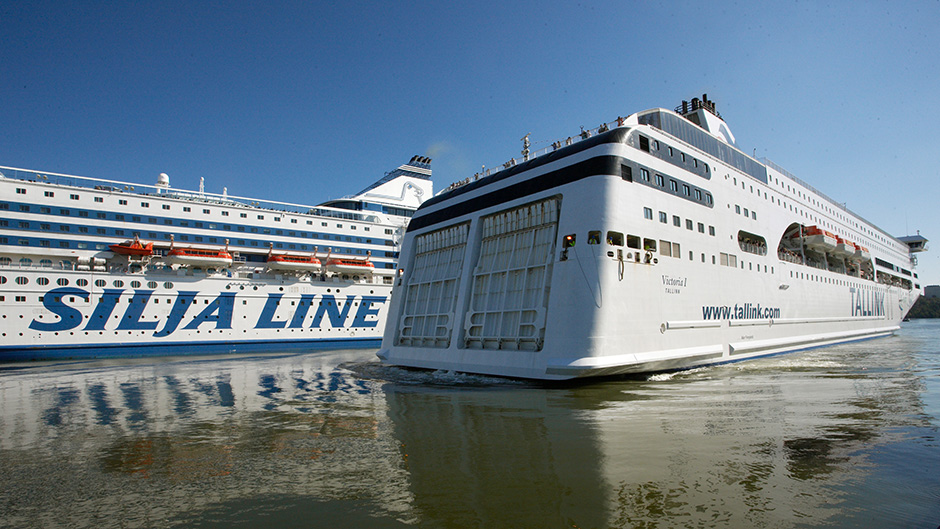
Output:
(1, 321), (938, 529)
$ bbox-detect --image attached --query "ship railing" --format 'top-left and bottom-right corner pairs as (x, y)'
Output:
(0, 165), (380, 222)
(440, 118), (626, 194)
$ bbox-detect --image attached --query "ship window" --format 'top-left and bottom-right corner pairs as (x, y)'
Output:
(695, 189), (702, 200)
(119, 200), (127, 205)
(640, 168), (650, 182)
(686, 219), (693, 230)
(659, 211), (667, 223)
(735, 205), (741, 214)
(183, 207), (191, 212)
(563, 234), (576, 248)
(698, 223), (705, 233)
(656, 175), (665, 187)
(660, 241), (672, 257)
(744, 208), (749, 217)
(709, 226), (715, 236)
(70, 194), (79, 200)
(621, 164), (632, 181)
(588, 231), (601, 244)
(689, 251), (693, 261)
(203, 209), (210, 214)
(682, 184), (690, 196)
(643, 238), (656, 252)
(639, 135), (650, 152)
(627, 235), (641, 249)
(15, 276), (28, 285)
(673, 215), (680, 227)
(669, 180), (678, 192)
(752, 211), (757, 220)
(606, 231), (623, 246)
(16, 188), (25, 194)
(643, 207), (653, 220)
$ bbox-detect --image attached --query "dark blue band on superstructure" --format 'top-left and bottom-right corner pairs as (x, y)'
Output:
(408, 154), (624, 232)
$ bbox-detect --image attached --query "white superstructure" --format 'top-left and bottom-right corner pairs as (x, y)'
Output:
(378, 96), (927, 380)
(0, 156), (433, 360)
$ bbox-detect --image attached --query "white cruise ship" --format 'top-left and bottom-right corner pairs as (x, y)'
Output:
(0, 156), (433, 360)
(377, 96), (928, 380)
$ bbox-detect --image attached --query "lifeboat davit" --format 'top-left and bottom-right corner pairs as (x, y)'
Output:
(267, 254), (322, 272)
(166, 235), (233, 267)
(798, 226), (837, 251)
(109, 237), (153, 256)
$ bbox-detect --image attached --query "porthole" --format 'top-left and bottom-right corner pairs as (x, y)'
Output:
(57, 278), (69, 286)
(95, 279), (106, 287)
(164, 282), (173, 289)
(148, 281), (158, 289)
(130, 280), (141, 288)
(77, 278), (89, 287)
(15, 277), (28, 285)
(113, 280), (124, 288)
(37, 277), (49, 286)
(0, 276), (6, 285)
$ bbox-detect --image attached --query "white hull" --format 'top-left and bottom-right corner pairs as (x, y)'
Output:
(0, 156), (435, 360)
(378, 99), (925, 379)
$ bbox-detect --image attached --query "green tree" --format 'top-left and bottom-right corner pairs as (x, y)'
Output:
(908, 295), (940, 319)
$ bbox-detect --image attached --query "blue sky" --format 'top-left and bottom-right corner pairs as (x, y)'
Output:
(1, 1), (938, 284)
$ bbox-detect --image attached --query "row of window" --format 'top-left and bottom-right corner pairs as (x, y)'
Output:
(13, 186), (390, 224)
(0, 201), (394, 238)
(636, 133), (711, 179)
(0, 217), (389, 247)
(643, 207), (717, 236)
(736, 172), (906, 266)
(632, 166), (714, 207)
(563, 229), (779, 275)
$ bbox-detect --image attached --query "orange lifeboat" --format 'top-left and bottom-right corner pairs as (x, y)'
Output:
(834, 237), (856, 258)
(325, 249), (374, 275)
(267, 254), (322, 272)
(855, 245), (871, 261)
(166, 235), (233, 267)
(109, 237), (154, 256)
(796, 225), (837, 251)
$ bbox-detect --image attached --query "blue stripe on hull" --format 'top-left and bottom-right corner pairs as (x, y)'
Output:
(0, 337), (381, 362)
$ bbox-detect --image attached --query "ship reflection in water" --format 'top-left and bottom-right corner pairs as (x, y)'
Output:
(1, 322), (938, 528)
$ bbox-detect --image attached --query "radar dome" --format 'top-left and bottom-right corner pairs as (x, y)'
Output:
(156, 173), (170, 188)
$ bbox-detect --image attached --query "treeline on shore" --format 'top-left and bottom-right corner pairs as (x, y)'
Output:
(908, 295), (940, 319)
